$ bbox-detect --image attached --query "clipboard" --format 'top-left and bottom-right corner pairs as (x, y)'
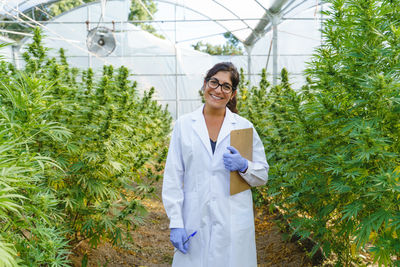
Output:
(230, 128), (253, 195)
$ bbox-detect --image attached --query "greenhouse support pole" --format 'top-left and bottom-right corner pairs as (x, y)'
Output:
(121, 20), (124, 61)
(87, 6), (92, 68)
(272, 14), (279, 86)
(174, 4), (179, 119)
(11, 45), (18, 69)
(320, 3), (324, 40)
(245, 45), (253, 88)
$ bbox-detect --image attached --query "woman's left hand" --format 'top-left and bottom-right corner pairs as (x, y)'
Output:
(223, 146), (248, 172)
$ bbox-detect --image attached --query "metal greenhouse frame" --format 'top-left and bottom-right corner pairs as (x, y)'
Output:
(0, 0), (326, 118)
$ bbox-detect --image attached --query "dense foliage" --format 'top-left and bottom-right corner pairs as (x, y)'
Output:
(239, 0), (400, 265)
(0, 28), (171, 266)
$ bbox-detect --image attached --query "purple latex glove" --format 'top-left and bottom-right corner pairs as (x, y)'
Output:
(223, 146), (248, 172)
(170, 228), (188, 254)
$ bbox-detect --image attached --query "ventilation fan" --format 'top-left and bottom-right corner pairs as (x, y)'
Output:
(86, 26), (116, 57)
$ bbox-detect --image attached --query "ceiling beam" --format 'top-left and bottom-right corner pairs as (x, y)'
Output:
(243, 0), (291, 46)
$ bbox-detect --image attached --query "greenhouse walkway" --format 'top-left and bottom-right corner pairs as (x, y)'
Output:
(69, 182), (312, 266)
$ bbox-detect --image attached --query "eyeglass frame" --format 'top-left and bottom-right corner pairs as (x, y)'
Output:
(206, 77), (235, 94)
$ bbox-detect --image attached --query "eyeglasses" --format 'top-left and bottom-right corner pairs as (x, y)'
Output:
(207, 78), (234, 94)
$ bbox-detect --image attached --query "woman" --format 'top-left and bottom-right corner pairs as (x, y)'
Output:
(162, 62), (269, 267)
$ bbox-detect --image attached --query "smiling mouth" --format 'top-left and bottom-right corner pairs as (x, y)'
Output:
(210, 94), (223, 100)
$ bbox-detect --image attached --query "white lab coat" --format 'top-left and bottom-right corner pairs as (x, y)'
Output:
(162, 105), (269, 267)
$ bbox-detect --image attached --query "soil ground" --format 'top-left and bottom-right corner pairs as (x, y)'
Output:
(69, 185), (313, 267)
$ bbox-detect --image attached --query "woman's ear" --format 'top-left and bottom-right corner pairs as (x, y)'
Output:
(231, 90), (237, 100)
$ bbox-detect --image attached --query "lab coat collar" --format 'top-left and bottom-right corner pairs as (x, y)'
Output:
(191, 104), (237, 157)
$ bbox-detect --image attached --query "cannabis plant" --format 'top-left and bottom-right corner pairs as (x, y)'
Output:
(23, 27), (172, 248)
(0, 72), (72, 265)
(239, 0), (400, 265)
(0, 27), (172, 265)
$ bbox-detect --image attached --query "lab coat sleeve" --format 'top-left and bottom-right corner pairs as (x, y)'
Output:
(162, 120), (185, 229)
(239, 126), (269, 187)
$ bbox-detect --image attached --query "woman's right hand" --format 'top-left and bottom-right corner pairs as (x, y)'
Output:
(170, 228), (188, 254)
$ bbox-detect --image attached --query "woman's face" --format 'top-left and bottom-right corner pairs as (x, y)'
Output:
(203, 71), (236, 111)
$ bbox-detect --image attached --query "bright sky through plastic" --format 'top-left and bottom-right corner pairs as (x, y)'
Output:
(152, 0), (271, 49)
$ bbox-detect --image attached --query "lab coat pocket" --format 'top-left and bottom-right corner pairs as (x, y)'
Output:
(230, 190), (254, 230)
(182, 192), (200, 230)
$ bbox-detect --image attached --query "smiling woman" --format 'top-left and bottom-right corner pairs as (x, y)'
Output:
(203, 62), (240, 115)
(204, 71), (234, 109)
(203, 65), (238, 142)
(162, 62), (269, 267)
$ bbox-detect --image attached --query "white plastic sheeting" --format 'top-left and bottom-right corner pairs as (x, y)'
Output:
(0, 36), (14, 60)
(1, 0), (271, 43)
(1, 0), (327, 118)
(11, 0), (223, 118)
(250, 1), (324, 87)
(0, 0), (58, 18)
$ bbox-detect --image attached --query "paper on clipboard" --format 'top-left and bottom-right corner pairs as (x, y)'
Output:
(230, 128), (253, 195)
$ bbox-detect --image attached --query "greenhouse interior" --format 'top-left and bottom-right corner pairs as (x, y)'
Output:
(1, 0), (325, 118)
(1, 0), (399, 266)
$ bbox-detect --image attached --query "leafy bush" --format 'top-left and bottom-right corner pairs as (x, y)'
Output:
(239, 0), (400, 265)
(0, 72), (72, 265)
(0, 28), (171, 265)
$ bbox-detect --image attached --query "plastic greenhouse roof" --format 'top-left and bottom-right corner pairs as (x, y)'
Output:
(1, 0), (326, 119)
(0, 0), (317, 46)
